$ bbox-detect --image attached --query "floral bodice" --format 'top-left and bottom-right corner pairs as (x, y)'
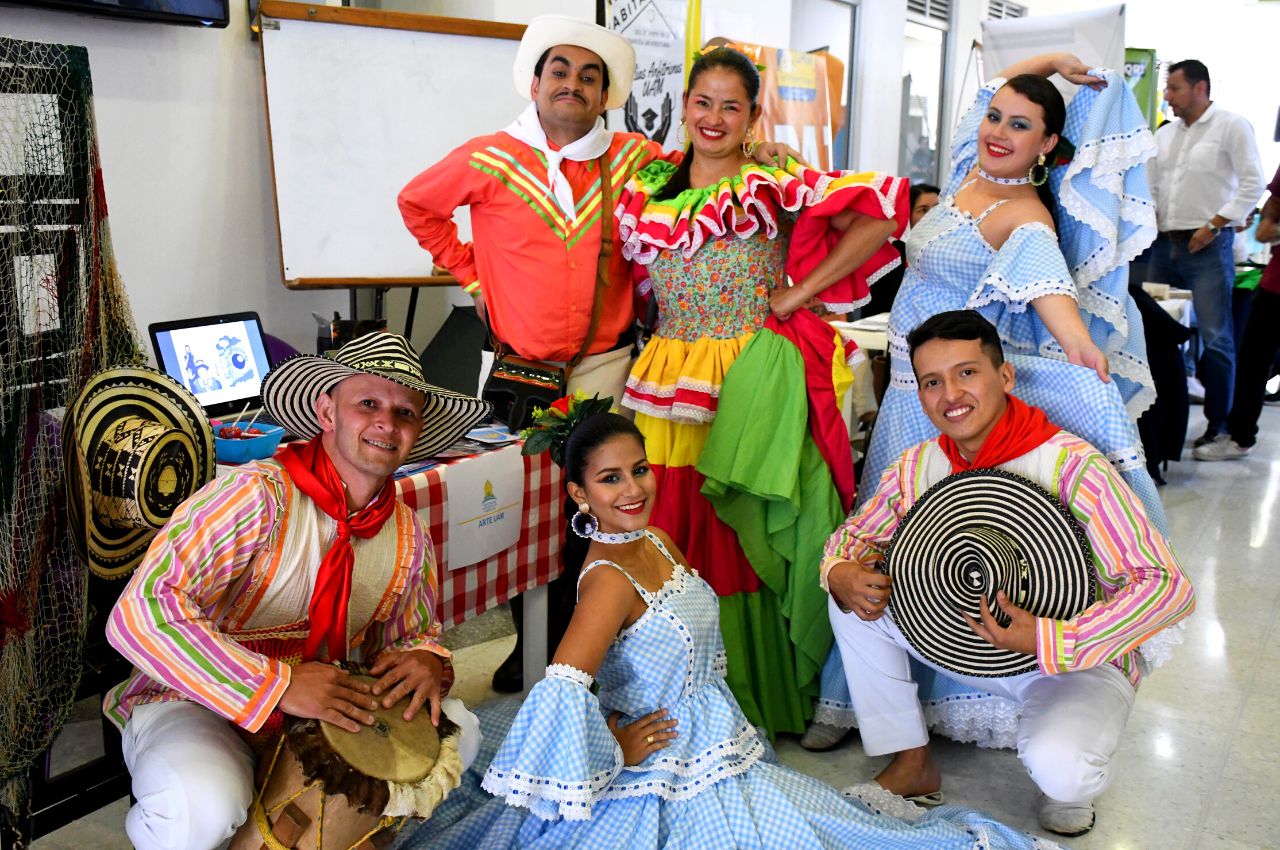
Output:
(648, 230), (789, 343)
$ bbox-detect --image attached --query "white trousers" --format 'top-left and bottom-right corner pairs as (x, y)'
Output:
(477, 345), (635, 406)
(121, 698), (483, 850)
(829, 597), (1135, 804)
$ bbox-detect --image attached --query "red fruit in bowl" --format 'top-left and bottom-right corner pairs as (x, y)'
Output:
(244, 427), (264, 436)
(220, 425), (244, 439)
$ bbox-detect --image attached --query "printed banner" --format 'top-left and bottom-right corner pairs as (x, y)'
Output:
(606, 0), (689, 151)
(726, 41), (845, 172)
(1124, 47), (1159, 132)
(443, 444), (524, 569)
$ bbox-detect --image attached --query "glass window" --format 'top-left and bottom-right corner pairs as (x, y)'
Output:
(900, 20), (946, 185)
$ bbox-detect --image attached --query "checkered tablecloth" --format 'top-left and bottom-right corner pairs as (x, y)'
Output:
(395, 444), (563, 627)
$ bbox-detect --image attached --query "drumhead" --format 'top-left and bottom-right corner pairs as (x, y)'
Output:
(321, 676), (441, 784)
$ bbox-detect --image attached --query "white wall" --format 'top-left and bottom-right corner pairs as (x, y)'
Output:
(1020, 0), (1280, 179)
(4, 2), (347, 359)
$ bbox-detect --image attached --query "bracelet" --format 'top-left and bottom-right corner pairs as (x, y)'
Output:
(1206, 223), (1222, 236)
(462, 279), (481, 295)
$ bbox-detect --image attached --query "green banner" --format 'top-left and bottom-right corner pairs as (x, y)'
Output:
(1125, 47), (1160, 132)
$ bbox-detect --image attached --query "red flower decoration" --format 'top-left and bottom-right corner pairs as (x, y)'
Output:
(550, 395), (572, 416)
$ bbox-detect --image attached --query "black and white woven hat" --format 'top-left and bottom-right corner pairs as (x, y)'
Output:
(65, 367), (215, 579)
(885, 469), (1097, 678)
(260, 332), (490, 463)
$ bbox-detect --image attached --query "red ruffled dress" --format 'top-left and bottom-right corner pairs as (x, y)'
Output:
(615, 158), (906, 734)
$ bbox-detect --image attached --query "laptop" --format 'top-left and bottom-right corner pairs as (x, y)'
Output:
(149, 311), (282, 426)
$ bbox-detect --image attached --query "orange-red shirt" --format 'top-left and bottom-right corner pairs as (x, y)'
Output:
(399, 131), (671, 361)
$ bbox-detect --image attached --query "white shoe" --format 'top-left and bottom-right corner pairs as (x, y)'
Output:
(799, 721), (852, 752)
(1193, 435), (1252, 461)
(1037, 795), (1095, 836)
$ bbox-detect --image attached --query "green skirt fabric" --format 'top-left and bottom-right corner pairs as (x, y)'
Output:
(699, 327), (847, 732)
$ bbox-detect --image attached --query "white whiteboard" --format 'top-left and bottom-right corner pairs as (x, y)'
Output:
(260, 8), (525, 283)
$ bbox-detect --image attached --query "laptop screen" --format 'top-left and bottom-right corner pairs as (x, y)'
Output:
(149, 312), (273, 419)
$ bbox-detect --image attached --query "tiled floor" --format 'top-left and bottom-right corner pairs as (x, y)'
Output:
(30, 406), (1280, 849)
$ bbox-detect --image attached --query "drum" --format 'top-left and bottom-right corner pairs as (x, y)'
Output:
(230, 676), (463, 850)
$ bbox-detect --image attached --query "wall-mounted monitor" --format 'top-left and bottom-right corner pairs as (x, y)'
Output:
(12, 0), (231, 28)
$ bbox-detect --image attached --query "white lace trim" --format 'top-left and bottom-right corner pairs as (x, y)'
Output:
(813, 699), (857, 728)
(602, 722), (765, 802)
(842, 782), (925, 822)
(712, 650), (728, 678)
(545, 663), (594, 689)
(621, 394), (718, 425)
(480, 749), (623, 822)
(1136, 619), (1185, 672)
(922, 693), (1022, 750)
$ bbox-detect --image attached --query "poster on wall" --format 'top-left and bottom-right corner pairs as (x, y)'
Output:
(1124, 47), (1160, 132)
(605, 0), (689, 152)
(719, 40), (844, 172)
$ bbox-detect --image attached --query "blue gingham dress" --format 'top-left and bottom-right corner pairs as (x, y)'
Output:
(817, 72), (1170, 742)
(401, 532), (1059, 849)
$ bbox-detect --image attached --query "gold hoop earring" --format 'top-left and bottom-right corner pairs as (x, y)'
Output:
(741, 126), (757, 157)
(676, 119), (688, 146)
(1029, 153), (1049, 187)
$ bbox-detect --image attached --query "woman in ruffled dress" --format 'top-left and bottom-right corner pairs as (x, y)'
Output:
(804, 53), (1179, 753)
(405, 408), (1063, 849)
(614, 46), (908, 736)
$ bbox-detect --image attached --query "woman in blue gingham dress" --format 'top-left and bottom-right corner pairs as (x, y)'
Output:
(403, 414), (1058, 850)
(810, 57), (1179, 752)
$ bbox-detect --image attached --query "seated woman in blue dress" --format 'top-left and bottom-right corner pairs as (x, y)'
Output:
(401, 400), (1065, 849)
(803, 51), (1183, 757)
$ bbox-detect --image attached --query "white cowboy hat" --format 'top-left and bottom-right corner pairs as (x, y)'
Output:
(260, 332), (490, 464)
(513, 14), (636, 110)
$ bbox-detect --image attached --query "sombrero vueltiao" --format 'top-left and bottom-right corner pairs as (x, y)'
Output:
(885, 469), (1097, 678)
(512, 14), (636, 110)
(260, 332), (490, 464)
(65, 367), (215, 579)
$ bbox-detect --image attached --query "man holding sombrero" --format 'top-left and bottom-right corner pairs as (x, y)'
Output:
(103, 333), (489, 850)
(822, 311), (1195, 837)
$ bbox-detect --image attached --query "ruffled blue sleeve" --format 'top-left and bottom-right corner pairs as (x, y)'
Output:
(479, 664), (623, 822)
(965, 222), (1077, 357)
(945, 79), (1004, 196)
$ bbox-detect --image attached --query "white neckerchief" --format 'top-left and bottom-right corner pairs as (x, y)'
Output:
(503, 102), (612, 224)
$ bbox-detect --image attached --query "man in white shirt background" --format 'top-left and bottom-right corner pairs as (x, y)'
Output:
(1145, 59), (1266, 447)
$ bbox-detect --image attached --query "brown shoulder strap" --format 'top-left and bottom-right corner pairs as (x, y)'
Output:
(566, 151), (614, 373)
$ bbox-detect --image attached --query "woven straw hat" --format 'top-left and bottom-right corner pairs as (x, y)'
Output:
(513, 14), (636, 110)
(65, 367), (215, 579)
(260, 332), (490, 464)
(885, 469), (1096, 678)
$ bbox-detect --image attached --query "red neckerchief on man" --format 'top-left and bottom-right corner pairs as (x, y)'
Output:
(938, 393), (1061, 473)
(277, 436), (397, 662)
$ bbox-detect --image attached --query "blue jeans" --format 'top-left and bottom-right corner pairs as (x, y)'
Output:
(1147, 230), (1236, 431)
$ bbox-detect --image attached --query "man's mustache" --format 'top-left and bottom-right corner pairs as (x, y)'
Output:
(554, 90), (587, 104)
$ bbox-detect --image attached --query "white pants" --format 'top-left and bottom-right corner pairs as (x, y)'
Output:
(829, 597), (1135, 804)
(477, 345), (635, 407)
(121, 698), (483, 850)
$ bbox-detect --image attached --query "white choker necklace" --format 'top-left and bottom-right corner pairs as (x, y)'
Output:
(590, 528), (647, 545)
(978, 167), (1031, 186)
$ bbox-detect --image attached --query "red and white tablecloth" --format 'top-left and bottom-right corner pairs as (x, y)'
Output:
(395, 445), (563, 627)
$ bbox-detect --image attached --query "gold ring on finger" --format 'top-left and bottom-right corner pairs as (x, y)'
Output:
(646, 734), (655, 744)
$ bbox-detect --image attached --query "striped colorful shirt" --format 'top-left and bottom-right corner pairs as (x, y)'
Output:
(104, 461), (449, 732)
(822, 433), (1195, 686)
(398, 131), (670, 362)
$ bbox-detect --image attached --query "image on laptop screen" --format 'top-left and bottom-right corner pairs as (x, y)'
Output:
(149, 312), (273, 419)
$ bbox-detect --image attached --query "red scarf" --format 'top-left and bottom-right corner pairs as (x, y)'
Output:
(278, 436), (397, 662)
(938, 394), (1061, 473)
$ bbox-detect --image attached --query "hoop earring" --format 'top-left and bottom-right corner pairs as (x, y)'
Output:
(741, 126), (757, 157)
(676, 119), (688, 146)
(570, 502), (599, 538)
(1029, 153), (1049, 187)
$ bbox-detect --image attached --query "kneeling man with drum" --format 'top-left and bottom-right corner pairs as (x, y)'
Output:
(104, 333), (490, 850)
(823, 310), (1195, 837)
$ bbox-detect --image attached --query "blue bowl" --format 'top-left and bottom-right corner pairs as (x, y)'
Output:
(214, 423), (286, 464)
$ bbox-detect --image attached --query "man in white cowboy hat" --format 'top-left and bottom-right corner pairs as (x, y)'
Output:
(823, 311), (1194, 837)
(103, 333), (489, 850)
